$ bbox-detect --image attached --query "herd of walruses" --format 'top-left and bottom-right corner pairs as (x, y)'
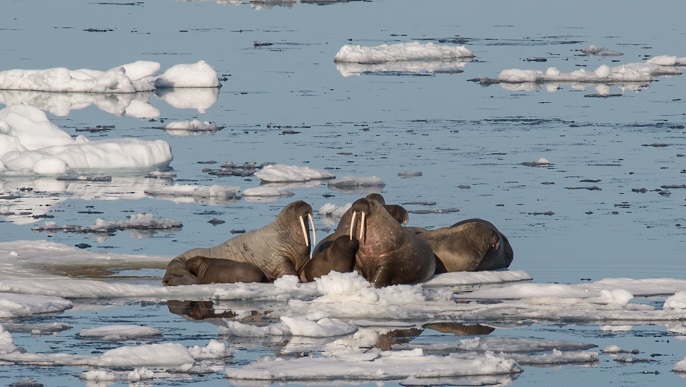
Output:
(163, 194), (513, 288)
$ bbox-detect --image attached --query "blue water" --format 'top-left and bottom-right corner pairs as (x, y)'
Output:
(2, 0), (686, 385)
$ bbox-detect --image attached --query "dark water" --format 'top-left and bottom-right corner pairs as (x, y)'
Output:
(1, 0), (686, 385)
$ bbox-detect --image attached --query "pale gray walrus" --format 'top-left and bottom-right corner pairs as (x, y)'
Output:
(163, 200), (316, 286)
(409, 218), (514, 273)
(333, 196), (435, 287)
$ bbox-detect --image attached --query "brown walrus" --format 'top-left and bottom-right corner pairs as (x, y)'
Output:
(345, 197), (435, 287)
(308, 194), (419, 286)
(163, 200), (316, 285)
(409, 218), (513, 273)
(163, 256), (268, 286)
(299, 235), (358, 282)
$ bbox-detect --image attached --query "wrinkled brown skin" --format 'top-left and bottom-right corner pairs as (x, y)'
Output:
(311, 193), (409, 260)
(345, 197), (435, 287)
(163, 256), (267, 286)
(411, 218), (514, 273)
(163, 200), (313, 285)
(300, 235), (358, 282)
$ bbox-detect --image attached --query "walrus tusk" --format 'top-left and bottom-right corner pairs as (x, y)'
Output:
(308, 213), (316, 249)
(359, 211), (366, 244)
(350, 211), (357, 241)
(299, 215), (309, 247)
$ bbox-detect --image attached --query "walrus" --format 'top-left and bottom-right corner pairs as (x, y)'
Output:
(345, 197), (435, 287)
(163, 256), (268, 286)
(299, 235), (358, 282)
(163, 200), (316, 285)
(410, 218), (513, 273)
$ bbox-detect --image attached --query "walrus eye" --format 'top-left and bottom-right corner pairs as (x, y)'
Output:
(308, 212), (316, 251)
(299, 215), (309, 247)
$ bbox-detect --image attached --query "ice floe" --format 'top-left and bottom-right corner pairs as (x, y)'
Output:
(474, 54), (686, 86)
(78, 325), (163, 340)
(163, 119), (222, 136)
(254, 163), (335, 183)
(334, 42), (474, 64)
(31, 213), (182, 235)
(0, 105), (172, 175)
(0, 60), (219, 93)
(334, 42), (474, 76)
(144, 184), (241, 203)
(225, 349), (521, 381)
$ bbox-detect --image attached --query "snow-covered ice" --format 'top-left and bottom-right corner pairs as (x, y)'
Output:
(334, 42), (474, 64)
(254, 163), (335, 183)
(0, 60), (219, 93)
(0, 105), (172, 175)
(78, 325), (163, 340)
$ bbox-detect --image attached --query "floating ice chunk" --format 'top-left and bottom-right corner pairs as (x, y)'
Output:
(0, 324), (17, 354)
(664, 291), (686, 310)
(424, 270), (533, 287)
(581, 45), (623, 56)
(219, 320), (291, 337)
(164, 119), (219, 132)
(280, 316), (357, 338)
(187, 339), (233, 360)
(154, 60), (220, 88)
(674, 357), (686, 372)
(0, 293), (73, 318)
(496, 69), (542, 83)
(98, 343), (194, 370)
(0, 60), (219, 93)
(225, 349), (521, 381)
(591, 289), (633, 306)
(318, 202), (352, 217)
(254, 164), (335, 183)
(243, 185), (295, 198)
(0, 105), (172, 174)
(144, 185), (241, 200)
(334, 42), (474, 64)
(509, 349), (599, 365)
(78, 325), (163, 340)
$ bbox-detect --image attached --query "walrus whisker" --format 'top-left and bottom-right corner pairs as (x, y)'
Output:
(350, 211), (357, 241)
(299, 215), (309, 247)
(308, 213), (317, 250)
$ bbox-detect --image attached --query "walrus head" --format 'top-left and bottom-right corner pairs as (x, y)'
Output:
(347, 197), (393, 244)
(275, 200), (317, 257)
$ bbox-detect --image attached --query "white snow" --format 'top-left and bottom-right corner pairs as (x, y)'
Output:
(242, 185), (295, 198)
(0, 105), (172, 175)
(226, 349), (521, 381)
(482, 55), (686, 85)
(0, 60), (219, 93)
(164, 119), (220, 136)
(78, 325), (163, 340)
(144, 184), (241, 202)
(254, 163), (335, 183)
(0, 292), (73, 318)
(334, 42), (474, 64)
(581, 45), (623, 56)
(280, 316), (358, 337)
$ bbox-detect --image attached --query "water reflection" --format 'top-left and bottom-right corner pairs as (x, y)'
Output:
(0, 87), (219, 118)
(476, 80), (651, 96)
(0, 176), (169, 224)
(336, 59), (472, 77)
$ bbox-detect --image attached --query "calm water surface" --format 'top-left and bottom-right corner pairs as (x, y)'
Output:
(1, 0), (686, 385)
